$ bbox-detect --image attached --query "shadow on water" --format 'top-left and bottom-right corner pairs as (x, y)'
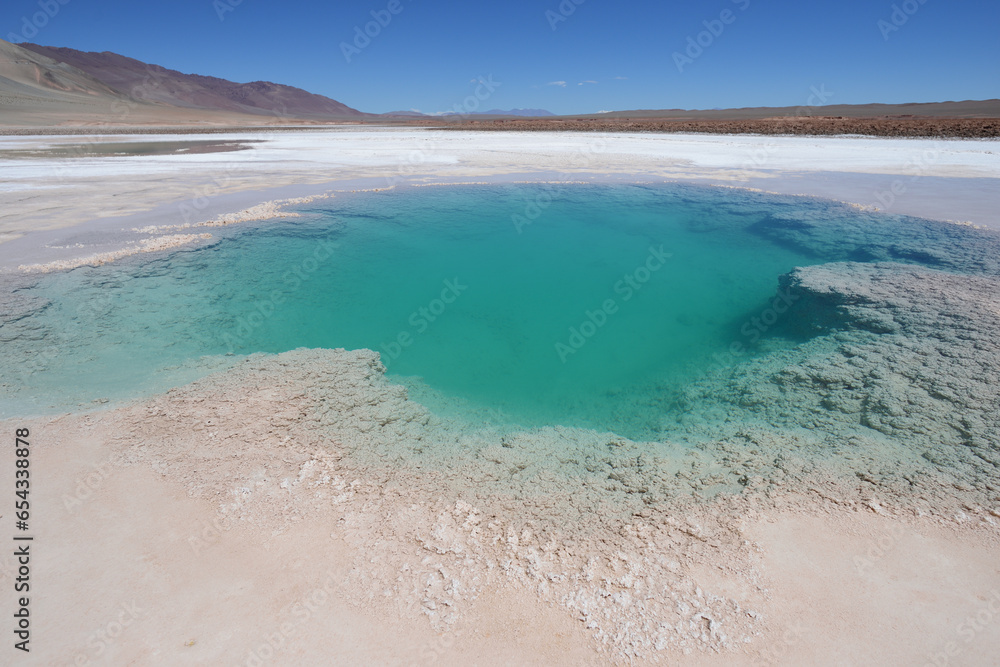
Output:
(746, 206), (1000, 277)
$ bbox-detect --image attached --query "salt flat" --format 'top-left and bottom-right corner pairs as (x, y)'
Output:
(1, 128), (997, 258)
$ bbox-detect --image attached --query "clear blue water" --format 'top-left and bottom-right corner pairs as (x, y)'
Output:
(4, 184), (994, 438)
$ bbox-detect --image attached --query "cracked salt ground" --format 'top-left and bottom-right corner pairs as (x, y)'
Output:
(95, 348), (772, 659)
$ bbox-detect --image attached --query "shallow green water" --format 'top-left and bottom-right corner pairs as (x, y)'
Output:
(4, 184), (992, 437)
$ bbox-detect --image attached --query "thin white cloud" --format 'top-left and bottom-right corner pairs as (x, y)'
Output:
(596, 110), (614, 114)
(547, 81), (567, 87)
(578, 80), (598, 85)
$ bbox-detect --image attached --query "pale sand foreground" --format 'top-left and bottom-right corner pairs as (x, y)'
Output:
(3, 349), (999, 666)
(1, 130), (999, 665)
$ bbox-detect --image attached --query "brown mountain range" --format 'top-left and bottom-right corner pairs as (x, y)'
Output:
(18, 42), (363, 120)
(0, 38), (130, 113)
(2, 37), (998, 136)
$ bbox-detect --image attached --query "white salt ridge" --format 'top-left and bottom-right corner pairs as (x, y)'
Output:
(17, 233), (214, 273)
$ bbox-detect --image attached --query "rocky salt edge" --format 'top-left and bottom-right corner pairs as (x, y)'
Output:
(28, 257), (993, 662)
(16, 233), (215, 273)
(680, 262), (1000, 513)
(15, 194), (333, 273)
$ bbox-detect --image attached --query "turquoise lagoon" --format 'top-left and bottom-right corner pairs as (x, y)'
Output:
(3, 184), (993, 439)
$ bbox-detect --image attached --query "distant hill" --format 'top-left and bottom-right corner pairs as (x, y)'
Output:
(381, 110), (429, 117)
(438, 108), (554, 117)
(0, 38), (167, 127)
(477, 109), (554, 117)
(391, 108), (555, 118)
(0, 38), (129, 106)
(562, 100), (1000, 121)
(18, 42), (363, 120)
(380, 109), (555, 119)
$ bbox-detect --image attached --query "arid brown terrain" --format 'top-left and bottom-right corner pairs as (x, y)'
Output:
(18, 42), (363, 120)
(447, 116), (1000, 138)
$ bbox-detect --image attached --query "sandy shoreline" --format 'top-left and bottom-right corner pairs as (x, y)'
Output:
(2, 130), (999, 665)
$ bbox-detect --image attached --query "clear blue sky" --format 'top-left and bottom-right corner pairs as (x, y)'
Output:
(3, 0), (998, 114)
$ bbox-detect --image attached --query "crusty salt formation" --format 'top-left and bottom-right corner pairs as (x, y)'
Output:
(677, 262), (1000, 513)
(107, 348), (770, 658)
(98, 256), (1000, 660)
